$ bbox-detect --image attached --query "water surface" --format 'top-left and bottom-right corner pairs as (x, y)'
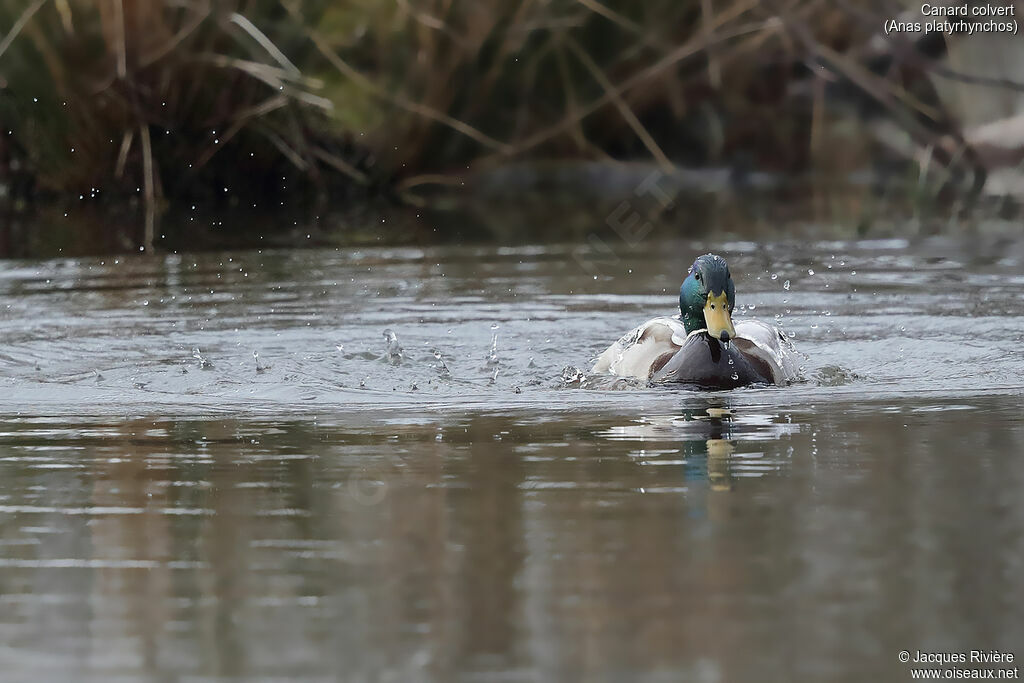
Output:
(1, 237), (1023, 681)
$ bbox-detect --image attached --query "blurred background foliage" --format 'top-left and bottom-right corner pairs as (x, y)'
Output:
(0, 0), (1021, 220)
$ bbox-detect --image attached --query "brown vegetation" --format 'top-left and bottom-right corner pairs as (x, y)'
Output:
(0, 0), (1018, 222)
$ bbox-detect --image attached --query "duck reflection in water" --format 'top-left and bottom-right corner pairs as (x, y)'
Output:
(605, 398), (800, 496)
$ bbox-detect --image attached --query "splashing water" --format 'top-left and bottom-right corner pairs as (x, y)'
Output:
(433, 350), (451, 377)
(486, 333), (499, 367)
(383, 329), (403, 365)
(192, 347), (213, 369)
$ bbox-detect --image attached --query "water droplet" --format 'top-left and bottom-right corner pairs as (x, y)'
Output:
(770, 273), (778, 280)
(731, 372), (739, 380)
(807, 269), (815, 276)
(783, 280), (791, 291)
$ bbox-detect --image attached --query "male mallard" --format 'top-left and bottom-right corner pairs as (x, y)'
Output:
(593, 253), (799, 388)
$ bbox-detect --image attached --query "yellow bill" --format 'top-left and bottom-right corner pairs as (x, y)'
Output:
(703, 291), (736, 341)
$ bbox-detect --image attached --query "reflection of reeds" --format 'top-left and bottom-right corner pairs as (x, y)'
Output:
(0, 0), (999, 211)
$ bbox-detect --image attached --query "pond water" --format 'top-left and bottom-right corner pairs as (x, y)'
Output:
(1, 235), (1023, 681)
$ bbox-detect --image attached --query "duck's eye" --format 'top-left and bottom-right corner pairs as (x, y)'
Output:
(694, 272), (702, 282)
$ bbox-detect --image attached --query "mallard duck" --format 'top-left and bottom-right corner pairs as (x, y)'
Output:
(592, 253), (799, 389)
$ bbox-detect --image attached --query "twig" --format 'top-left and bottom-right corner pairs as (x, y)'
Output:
(394, 174), (467, 192)
(311, 147), (370, 184)
(140, 124), (156, 252)
(564, 35), (673, 173)
(192, 95), (290, 171)
(554, 39), (610, 159)
(259, 127), (309, 171)
(484, 16), (770, 163)
(115, 129), (134, 179)
(139, 6), (209, 68)
(573, 0), (669, 52)
(0, 0), (48, 60)
(283, 0), (512, 153)
(228, 13), (300, 76)
(701, 0), (721, 89)
(395, 0), (448, 32)
(114, 0), (127, 78)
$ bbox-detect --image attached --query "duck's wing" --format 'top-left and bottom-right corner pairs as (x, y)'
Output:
(592, 316), (688, 379)
(733, 319), (801, 385)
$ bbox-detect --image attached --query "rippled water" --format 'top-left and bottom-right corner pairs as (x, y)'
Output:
(1, 237), (1023, 681)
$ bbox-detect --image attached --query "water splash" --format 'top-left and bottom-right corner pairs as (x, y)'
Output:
(561, 366), (585, 385)
(432, 350), (450, 377)
(192, 347), (213, 370)
(486, 333), (499, 367)
(253, 351), (268, 373)
(813, 365), (858, 387)
(383, 329), (403, 365)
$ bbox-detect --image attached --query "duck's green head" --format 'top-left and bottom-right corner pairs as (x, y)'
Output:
(679, 253), (737, 340)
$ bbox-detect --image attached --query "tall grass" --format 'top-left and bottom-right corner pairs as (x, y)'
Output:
(0, 0), (988, 214)
(0, 0), (339, 204)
